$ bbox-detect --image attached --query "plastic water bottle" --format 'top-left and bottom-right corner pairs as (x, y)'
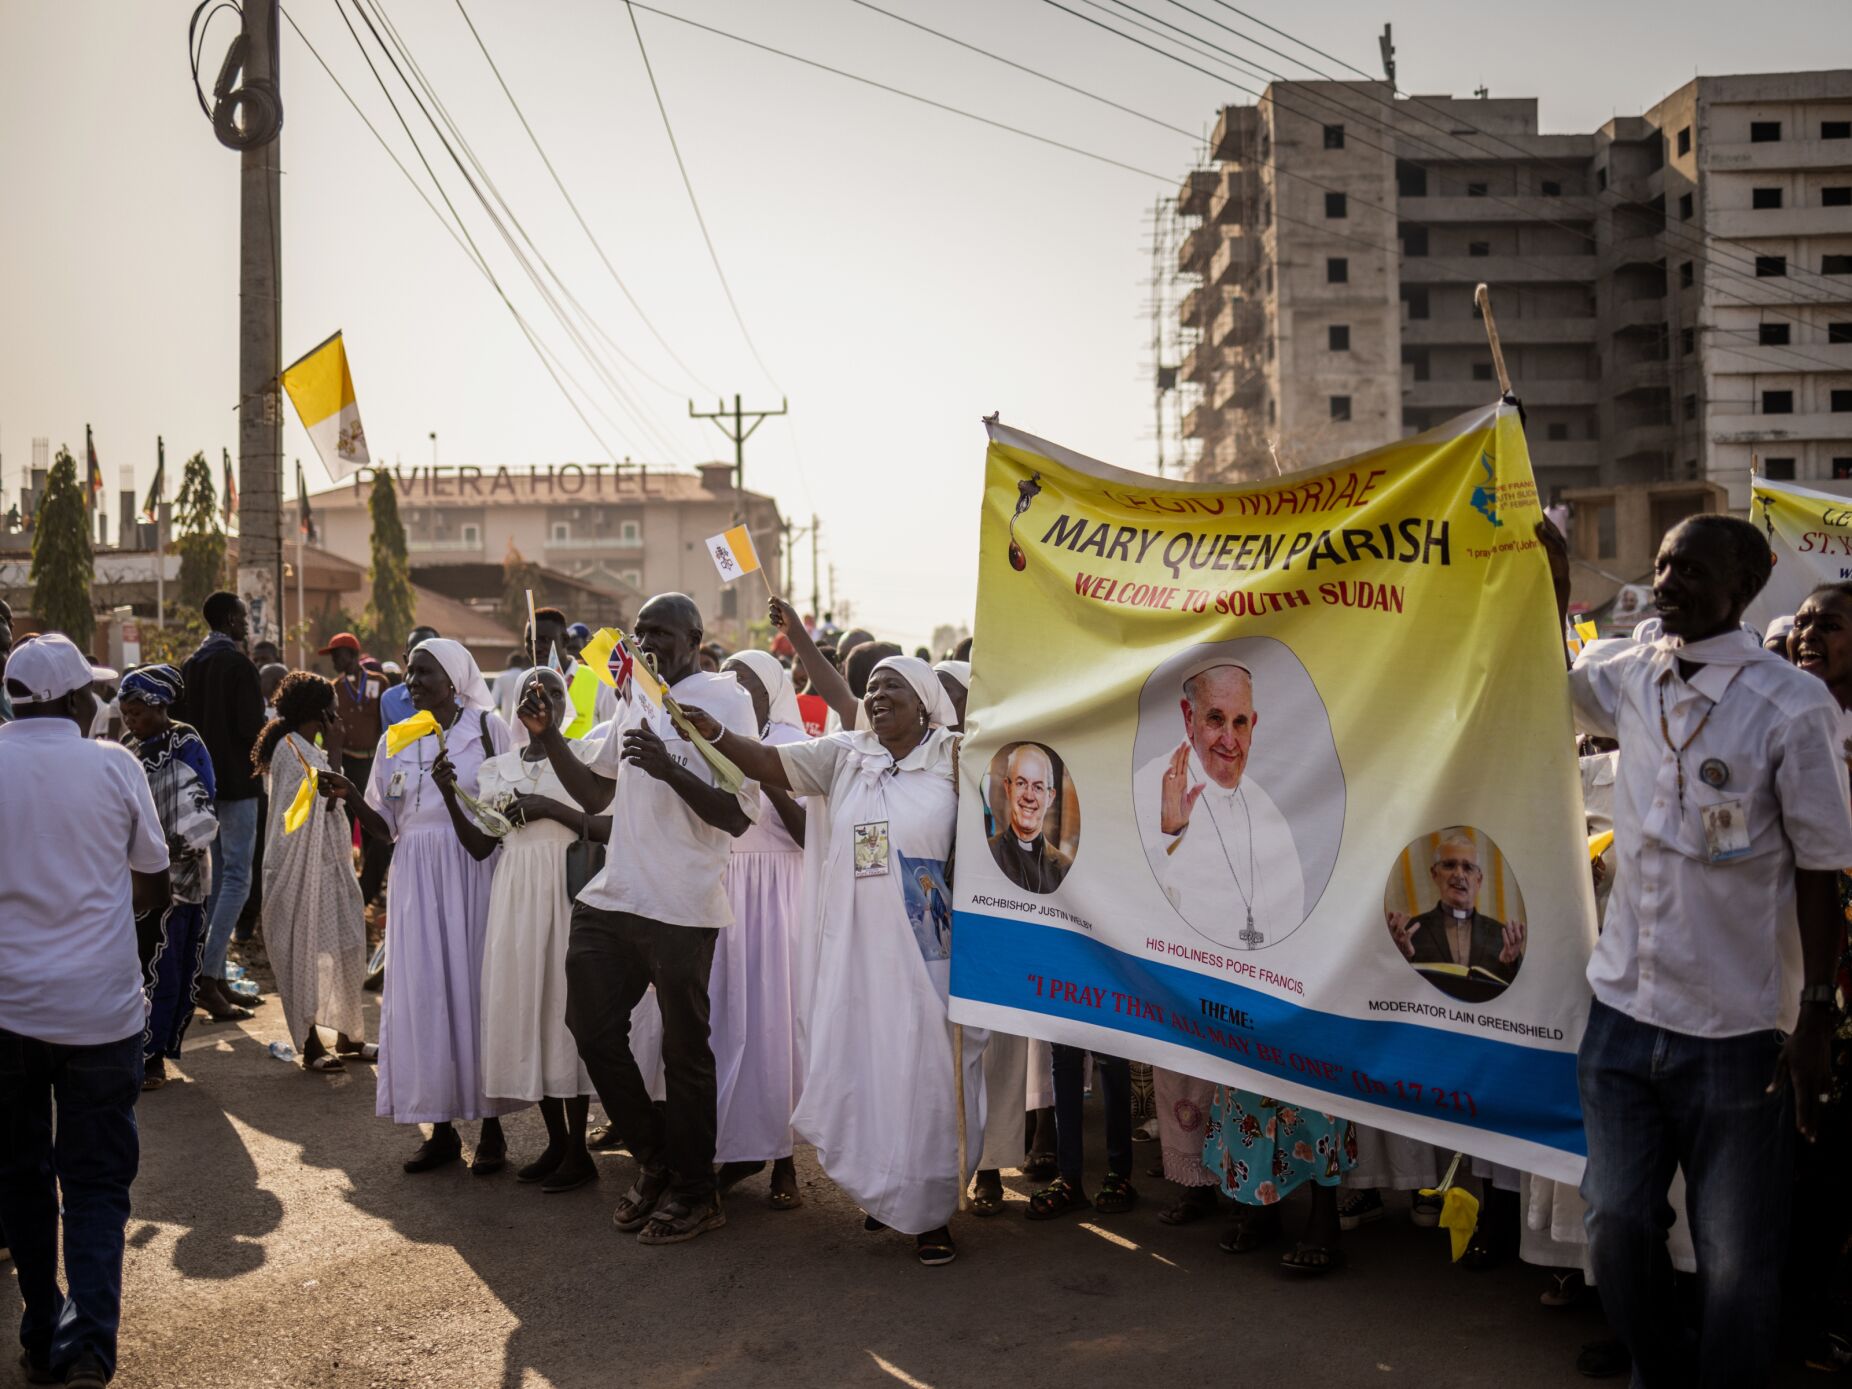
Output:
(266, 1041), (296, 1063)
(225, 963), (248, 981)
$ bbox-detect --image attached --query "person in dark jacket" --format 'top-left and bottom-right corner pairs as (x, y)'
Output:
(172, 592), (267, 1021)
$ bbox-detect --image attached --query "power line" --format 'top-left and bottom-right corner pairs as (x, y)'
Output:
(842, 0), (1199, 140)
(306, 0), (633, 462)
(623, 1), (781, 391)
(449, 0), (716, 400)
(351, 0), (696, 462)
(619, 1), (1174, 184)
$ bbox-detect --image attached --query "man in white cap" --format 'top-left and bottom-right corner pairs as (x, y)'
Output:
(1142, 659), (1303, 949)
(0, 633), (172, 1389)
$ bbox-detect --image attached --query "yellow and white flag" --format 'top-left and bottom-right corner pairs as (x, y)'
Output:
(1747, 474), (1852, 631)
(282, 768), (318, 834)
(703, 523), (760, 583)
(281, 330), (371, 480)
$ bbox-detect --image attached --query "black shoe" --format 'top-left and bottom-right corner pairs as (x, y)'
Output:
(196, 978), (254, 1023)
(587, 1122), (625, 1152)
(541, 1160), (599, 1194)
(17, 1351), (57, 1386)
(1575, 1340), (1630, 1380)
(471, 1140), (507, 1176)
(516, 1147), (564, 1184)
(403, 1130), (462, 1174)
(62, 1353), (107, 1389)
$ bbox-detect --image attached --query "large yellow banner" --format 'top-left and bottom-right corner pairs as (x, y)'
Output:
(949, 402), (1595, 1180)
(1747, 474), (1852, 632)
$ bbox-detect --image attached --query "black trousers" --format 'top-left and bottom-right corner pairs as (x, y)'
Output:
(341, 750), (392, 904)
(565, 905), (718, 1200)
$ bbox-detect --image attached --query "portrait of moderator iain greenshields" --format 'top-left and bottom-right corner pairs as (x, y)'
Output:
(1136, 657), (1305, 951)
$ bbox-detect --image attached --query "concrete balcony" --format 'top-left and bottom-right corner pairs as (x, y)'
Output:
(1709, 207), (1852, 240)
(1213, 167), (1256, 224)
(1526, 440), (1601, 473)
(545, 534), (643, 551)
(1404, 378), (1598, 410)
(1398, 194), (1600, 223)
(1210, 228), (1257, 286)
(1400, 254), (1597, 284)
(1603, 234), (1664, 268)
(1608, 359), (1671, 395)
(1212, 296), (1261, 346)
(1183, 402), (1223, 439)
(1607, 296), (1669, 331)
(1181, 340), (1220, 384)
(1612, 422), (1674, 461)
(1701, 274), (1827, 307)
(1178, 222), (1214, 273)
(1212, 368), (1262, 412)
(1706, 138), (1852, 172)
(1212, 104), (1259, 163)
(407, 536), (482, 553)
(1401, 316), (1597, 347)
(1178, 168), (1217, 219)
(1179, 283), (1208, 326)
(1713, 412), (1852, 445)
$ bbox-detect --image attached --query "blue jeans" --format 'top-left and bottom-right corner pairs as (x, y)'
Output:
(1051, 1045), (1132, 1186)
(1578, 998), (1793, 1388)
(201, 795), (260, 980)
(0, 1028), (141, 1380)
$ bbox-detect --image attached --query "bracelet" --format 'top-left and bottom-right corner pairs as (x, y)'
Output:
(1800, 983), (1835, 1007)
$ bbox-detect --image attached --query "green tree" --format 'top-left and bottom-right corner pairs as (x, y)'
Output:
(365, 472), (417, 650)
(173, 451), (227, 613)
(500, 540), (542, 634)
(29, 445), (94, 646)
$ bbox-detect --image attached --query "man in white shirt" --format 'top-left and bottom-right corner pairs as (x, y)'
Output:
(1142, 661), (1303, 950)
(1545, 515), (1852, 1388)
(530, 593), (758, 1247)
(0, 634), (171, 1389)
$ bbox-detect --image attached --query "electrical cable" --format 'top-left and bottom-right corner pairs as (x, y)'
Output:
(352, 0), (696, 462)
(450, 0), (717, 400)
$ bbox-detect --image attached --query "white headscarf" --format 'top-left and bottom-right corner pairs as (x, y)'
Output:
(413, 637), (495, 712)
(871, 654), (958, 729)
(728, 650), (803, 734)
(933, 659), (970, 692)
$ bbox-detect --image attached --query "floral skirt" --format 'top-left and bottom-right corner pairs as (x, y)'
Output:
(1204, 1087), (1357, 1206)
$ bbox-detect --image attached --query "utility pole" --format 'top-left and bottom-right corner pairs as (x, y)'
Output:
(809, 514), (821, 621)
(208, 0), (285, 643)
(689, 394), (787, 521)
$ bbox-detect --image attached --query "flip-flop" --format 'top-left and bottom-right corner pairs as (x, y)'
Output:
(337, 1043), (379, 1063)
(1219, 1214), (1280, 1254)
(915, 1237), (957, 1266)
(766, 1189), (803, 1212)
(968, 1187), (1004, 1217)
(304, 1055), (346, 1073)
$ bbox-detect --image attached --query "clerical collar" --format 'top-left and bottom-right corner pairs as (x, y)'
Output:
(1014, 834), (1040, 852)
(1444, 906), (1472, 921)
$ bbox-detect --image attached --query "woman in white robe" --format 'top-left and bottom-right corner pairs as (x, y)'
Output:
(254, 673), (369, 1071)
(686, 654), (986, 1266)
(473, 668), (599, 1191)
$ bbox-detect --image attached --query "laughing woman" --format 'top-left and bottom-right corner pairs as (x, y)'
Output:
(320, 638), (518, 1173)
(686, 654), (986, 1266)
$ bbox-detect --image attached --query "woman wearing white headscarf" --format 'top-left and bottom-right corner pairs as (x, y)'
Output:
(322, 637), (519, 1173)
(686, 654), (987, 1265)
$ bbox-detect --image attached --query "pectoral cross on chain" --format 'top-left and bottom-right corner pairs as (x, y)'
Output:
(1238, 908), (1265, 949)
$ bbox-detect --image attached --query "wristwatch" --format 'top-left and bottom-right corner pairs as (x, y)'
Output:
(1800, 984), (1835, 1007)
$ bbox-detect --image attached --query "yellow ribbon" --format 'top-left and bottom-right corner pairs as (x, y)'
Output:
(282, 767), (318, 834)
(1418, 1152), (1481, 1262)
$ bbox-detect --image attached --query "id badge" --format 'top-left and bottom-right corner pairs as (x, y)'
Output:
(1701, 798), (1750, 863)
(854, 821), (890, 878)
(385, 770), (407, 802)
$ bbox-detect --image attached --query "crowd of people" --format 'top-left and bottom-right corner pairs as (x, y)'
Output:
(1, 510), (1850, 1387)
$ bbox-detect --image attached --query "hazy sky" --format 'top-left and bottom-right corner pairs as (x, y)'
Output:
(1, 1), (1844, 647)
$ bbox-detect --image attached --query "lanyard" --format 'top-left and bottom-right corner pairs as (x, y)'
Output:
(1656, 673), (1713, 813)
(340, 671), (368, 706)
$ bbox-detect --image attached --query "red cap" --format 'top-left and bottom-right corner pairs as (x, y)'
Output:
(318, 632), (362, 655)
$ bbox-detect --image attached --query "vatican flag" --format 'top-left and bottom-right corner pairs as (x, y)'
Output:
(703, 523), (762, 583)
(281, 331), (371, 480)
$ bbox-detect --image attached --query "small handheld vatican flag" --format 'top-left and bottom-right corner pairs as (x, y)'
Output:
(281, 330), (371, 481)
(704, 523), (771, 595)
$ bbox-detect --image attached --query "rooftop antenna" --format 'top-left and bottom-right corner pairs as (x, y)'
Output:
(1378, 23), (1395, 88)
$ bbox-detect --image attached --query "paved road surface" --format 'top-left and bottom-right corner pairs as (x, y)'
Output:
(0, 985), (1814, 1389)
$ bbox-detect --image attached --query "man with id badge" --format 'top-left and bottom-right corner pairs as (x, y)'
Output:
(1543, 514), (1852, 1387)
(527, 593), (758, 1248)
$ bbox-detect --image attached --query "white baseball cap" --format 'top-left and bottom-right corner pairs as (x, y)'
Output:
(3, 633), (113, 706)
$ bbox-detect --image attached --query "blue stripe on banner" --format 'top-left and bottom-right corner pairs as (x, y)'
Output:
(952, 910), (1585, 1159)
